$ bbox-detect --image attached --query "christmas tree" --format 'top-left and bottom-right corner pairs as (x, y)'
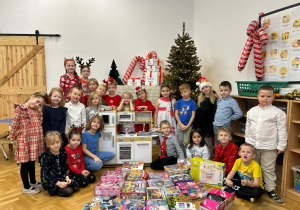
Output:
(109, 59), (123, 85)
(164, 22), (202, 101)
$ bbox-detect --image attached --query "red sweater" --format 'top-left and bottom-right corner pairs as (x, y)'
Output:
(103, 95), (122, 107)
(134, 98), (155, 114)
(213, 142), (239, 174)
(65, 144), (86, 174)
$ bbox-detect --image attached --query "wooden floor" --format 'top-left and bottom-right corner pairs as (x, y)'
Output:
(1, 146), (300, 210)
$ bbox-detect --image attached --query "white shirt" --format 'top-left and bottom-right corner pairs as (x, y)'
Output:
(245, 105), (287, 151)
(186, 144), (210, 165)
(65, 101), (86, 134)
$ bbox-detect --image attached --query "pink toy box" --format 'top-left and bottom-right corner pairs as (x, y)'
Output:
(121, 181), (147, 200)
(94, 179), (124, 196)
(101, 170), (127, 181)
(148, 172), (167, 180)
(200, 188), (235, 210)
(127, 170), (148, 181)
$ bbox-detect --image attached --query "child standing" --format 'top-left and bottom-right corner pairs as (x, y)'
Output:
(59, 58), (82, 103)
(117, 91), (135, 112)
(42, 88), (68, 146)
(86, 92), (112, 123)
(193, 78), (217, 153)
(65, 87), (86, 138)
(76, 57), (95, 95)
(9, 91), (48, 194)
(102, 78), (122, 110)
(65, 129), (96, 188)
(154, 84), (177, 134)
(175, 83), (197, 157)
(224, 143), (264, 203)
(96, 84), (108, 105)
(82, 78), (99, 106)
(134, 86), (155, 133)
(213, 81), (243, 147)
(82, 115), (115, 171)
(40, 131), (79, 196)
(150, 120), (185, 170)
(186, 128), (210, 167)
(245, 86), (287, 203)
(213, 127), (239, 175)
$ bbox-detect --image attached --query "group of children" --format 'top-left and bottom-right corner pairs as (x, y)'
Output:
(8, 57), (287, 204)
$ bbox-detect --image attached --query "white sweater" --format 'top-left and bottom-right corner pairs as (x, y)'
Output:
(65, 102), (86, 134)
(186, 144), (210, 165)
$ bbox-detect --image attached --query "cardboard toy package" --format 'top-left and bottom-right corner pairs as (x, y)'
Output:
(122, 199), (145, 210)
(127, 170), (148, 181)
(190, 157), (225, 189)
(200, 188), (235, 210)
(146, 199), (168, 210)
(94, 179), (124, 196)
(147, 179), (173, 187)
(148, 172), (168, 180)
(164, 164), (188, 177)
(120, 181), (146, 200)
(146, 187), (165, 200)
(122, 161), (144, 172)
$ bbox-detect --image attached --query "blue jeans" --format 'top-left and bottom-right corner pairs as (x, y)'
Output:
(213, 123), (231, 148)
(84, 151), (115, 170)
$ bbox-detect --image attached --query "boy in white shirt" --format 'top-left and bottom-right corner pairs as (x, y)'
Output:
(245, 86), (287, 203)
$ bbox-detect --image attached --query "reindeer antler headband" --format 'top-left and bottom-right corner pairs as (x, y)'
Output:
(76, 56), (95, 68)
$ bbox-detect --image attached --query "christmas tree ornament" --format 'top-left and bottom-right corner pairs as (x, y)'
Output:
(238, 12), (268, 80)
(109, 59), (123, 85)
(164, 23), (201, 100)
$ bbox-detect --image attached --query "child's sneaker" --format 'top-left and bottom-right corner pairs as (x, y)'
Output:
(30, 182), (42, 189)
(23, 187), (41, 194)
(266, 190), (283, 203)
(250, 198), (255, 203)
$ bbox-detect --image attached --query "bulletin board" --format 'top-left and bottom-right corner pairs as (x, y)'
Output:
(260, 3), (300, 82)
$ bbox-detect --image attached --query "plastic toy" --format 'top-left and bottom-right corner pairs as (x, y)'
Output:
(200, 188), (235, 210)
(122, 162), (144, 172)
(170, 174), (193, 185)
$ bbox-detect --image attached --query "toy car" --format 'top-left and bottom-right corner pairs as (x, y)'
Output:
(200, 188), (235, 210)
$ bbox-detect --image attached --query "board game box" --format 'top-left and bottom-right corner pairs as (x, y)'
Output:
(122, 161), (144, 172)
(164, 164), (188, 176)
(146, 187), (165, 200)
(121, 181), (146, 200)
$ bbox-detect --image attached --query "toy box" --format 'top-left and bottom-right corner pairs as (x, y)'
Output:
(94, 180), (124, 196)
(121, 181), (146, 200)
(101, 170), (127, 181)
(122, 161), (144, 172)
(127, 170), (148, 181)
(148, 172), (168, 180)
(166, 195), (177, 209)
(176, 182), (199, 190)
(175, 202), (196, 210)
(122, 199), (145, 210)
(170, 174), (194, 185)
(147, 187), (165, 200)
(190, 157), (225, 189)
(146, 199), (169, 210)
(177, 181), (208, 201)
(164, 164), (188, 176)
(200, 188), (235, 210)
(163, 186), (181, 197)
(147, 179), (173, 187)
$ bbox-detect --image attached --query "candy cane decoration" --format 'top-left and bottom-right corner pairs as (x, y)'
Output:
(122, 56), (145, 85)
(238, 13), (268, 80)
(142, 51), (158, 84)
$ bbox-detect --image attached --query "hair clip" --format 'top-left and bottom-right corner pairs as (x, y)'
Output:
(108, 77), (116, 83)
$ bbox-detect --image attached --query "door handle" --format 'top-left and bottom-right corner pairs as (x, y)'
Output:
(112, 135), (114, 148)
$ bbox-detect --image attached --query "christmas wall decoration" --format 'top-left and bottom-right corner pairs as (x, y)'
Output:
(109, 59), (123, 85)
(164, 22), (202, 100)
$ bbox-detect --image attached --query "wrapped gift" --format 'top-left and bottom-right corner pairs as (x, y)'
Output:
(190, 157), (225, 189)
(127, 77), (141, 86)
(146, 65), (161, 72)
(144, 71), (165, 86)
(145, 59), (161, 66)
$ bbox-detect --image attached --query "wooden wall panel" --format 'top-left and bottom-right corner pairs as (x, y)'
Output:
(0, 37), (46, 120)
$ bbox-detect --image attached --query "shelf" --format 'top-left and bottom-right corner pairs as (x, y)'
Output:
(232, 95), (289, 103)
(292, 120), (300, 124)
(293, 100), (300, 104)
(291, 148), (300, 154)
(232, 132), (245, 138)
(286, 188), (300, 203)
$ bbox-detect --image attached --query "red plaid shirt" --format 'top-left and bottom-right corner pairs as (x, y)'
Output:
(213, 142), (239, 174)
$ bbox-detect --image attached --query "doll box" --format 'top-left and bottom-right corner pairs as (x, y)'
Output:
(163, 185), (181, 197)
(190, 157), (225, 189)
(146, 199), (169, 210)
(120, 181), (147, 200)
(127, 170), (148, 181)
(170, 174), (194, 185)
(200, 188), (235, 210)
(122, 199), (145, 210)
(94, 180), (124, 196)
(176, 182), (199, 190)
(148, 172), (168, 180)
(164, 164), (188, 177)
(101, 170), (127, 181)
(147, 179), (173, 187)
(122, 161), (144, 172)
(146, 187), (166, 200)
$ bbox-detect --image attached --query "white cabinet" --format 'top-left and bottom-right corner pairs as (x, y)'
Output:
(134, 141), (152, 163)
(116, 142), (134, 164)
(99, 127), (116, 164)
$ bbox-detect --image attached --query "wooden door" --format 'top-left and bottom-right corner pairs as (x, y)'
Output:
(0, 37), (46, 120)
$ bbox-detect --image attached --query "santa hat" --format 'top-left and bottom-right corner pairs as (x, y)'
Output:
(196, 77), (212, 90)
(134, 86), (146, 94)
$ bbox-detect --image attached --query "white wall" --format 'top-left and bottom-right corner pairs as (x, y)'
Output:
(193, 0), (300, 94)
(0, 0), (194, 91)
